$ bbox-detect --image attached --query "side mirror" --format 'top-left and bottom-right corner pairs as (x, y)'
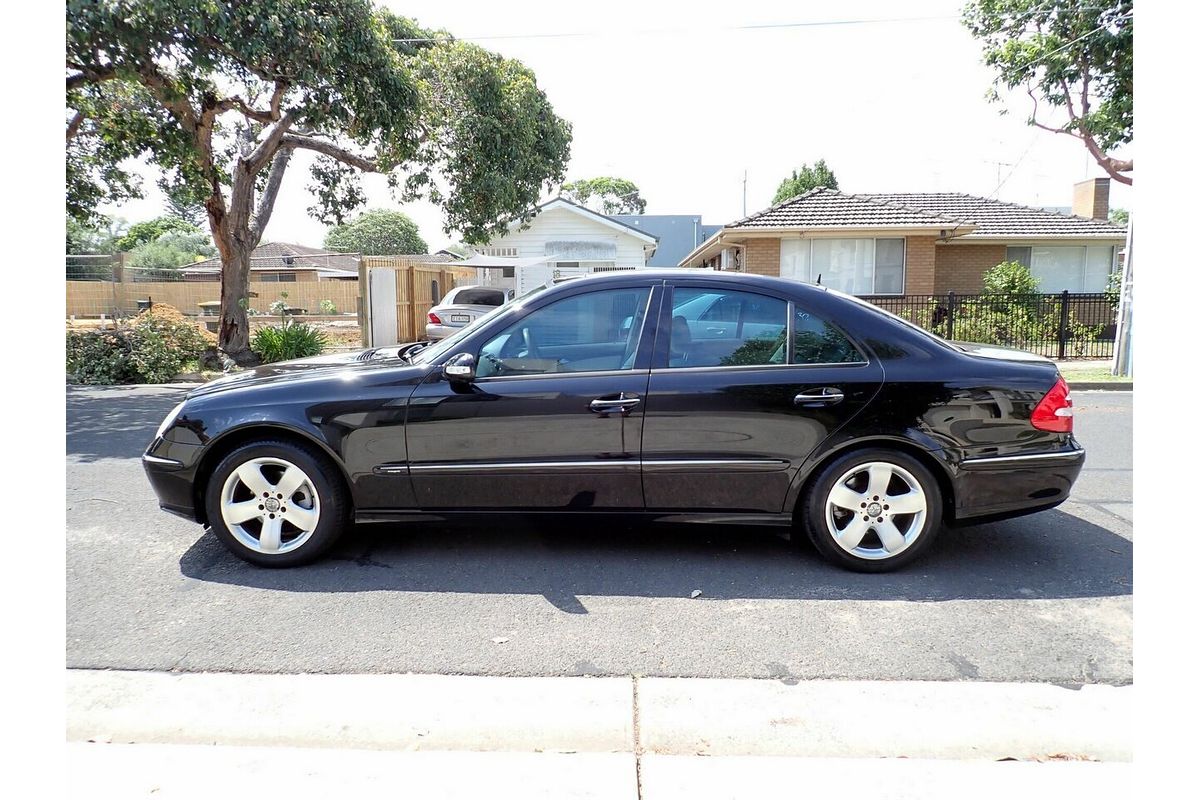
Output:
(443, 352), (476, 383)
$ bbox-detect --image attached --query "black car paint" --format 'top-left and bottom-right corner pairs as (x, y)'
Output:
(143, 271), (1083, 529)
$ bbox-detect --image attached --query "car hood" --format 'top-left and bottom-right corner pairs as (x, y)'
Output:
(949, 340), (1053, 364)
(187, 345), (428, 399)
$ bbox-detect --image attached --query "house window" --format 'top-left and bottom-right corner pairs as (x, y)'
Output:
(258, 272), (298, 283)
(780, 238), (906, 295)
(1005, 245), (1114, 293)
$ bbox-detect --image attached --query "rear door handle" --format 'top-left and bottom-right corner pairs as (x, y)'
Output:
(590, 393), (641, 417)
(794, 388), (844, 406)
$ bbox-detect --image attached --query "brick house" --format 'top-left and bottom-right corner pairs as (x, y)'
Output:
(678, 178), (1127, 297)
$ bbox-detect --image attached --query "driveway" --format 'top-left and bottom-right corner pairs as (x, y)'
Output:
(66, 385), (1131, 683)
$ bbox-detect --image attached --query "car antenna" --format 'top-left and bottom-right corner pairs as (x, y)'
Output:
(816, 273), (822, 285)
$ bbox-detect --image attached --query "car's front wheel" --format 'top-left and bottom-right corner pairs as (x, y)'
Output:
(801, 448), (943, 572)
(204, 439), (350, 567)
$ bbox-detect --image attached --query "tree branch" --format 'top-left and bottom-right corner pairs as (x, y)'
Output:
(250, 148), (294, 241)
(66, 65), (116, 90)
(66, 110), (85, 141)
(280, 135), (379, 172)
(245, 109), (299, 175)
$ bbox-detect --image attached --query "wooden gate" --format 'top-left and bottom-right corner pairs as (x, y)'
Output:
(359, 257), (477, 346)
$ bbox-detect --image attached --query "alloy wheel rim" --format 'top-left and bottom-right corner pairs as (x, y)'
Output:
(824, 461), (927, 560)
(220, 457), (321, 555)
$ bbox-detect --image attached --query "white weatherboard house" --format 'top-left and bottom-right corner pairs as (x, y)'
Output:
(467, 197), (659, 294)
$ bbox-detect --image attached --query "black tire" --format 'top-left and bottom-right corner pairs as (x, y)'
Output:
(800, 448), (943, 573)
(204, 438), (351, 567)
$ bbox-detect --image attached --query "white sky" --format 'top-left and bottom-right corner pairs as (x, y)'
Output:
(102, 0), (1133, 250)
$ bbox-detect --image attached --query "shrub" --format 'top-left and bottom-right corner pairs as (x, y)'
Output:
(319, 299), (338, 315)
(65, 304), (216, 384)
(66, 328), (139, 384)
(251, 321), (328, 363)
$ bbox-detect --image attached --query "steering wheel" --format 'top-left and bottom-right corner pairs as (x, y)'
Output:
(521, 326), (541, 359)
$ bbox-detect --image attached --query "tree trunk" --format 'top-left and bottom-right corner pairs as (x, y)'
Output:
(217, 243), (256, 364)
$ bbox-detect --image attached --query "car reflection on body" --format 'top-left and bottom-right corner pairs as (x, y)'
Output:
(144, 270), (1083, 572)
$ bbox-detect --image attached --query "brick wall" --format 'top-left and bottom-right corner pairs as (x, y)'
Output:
(933, 244), (1008, 293)
(904, 236), (938, 294)
(743, 238), (781, 276)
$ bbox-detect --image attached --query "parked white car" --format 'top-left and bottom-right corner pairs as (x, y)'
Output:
(426, 285), (514, 341)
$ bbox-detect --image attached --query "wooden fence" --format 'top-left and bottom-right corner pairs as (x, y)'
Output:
(66, 278), (361, 318)
(359, 256), (478, 344)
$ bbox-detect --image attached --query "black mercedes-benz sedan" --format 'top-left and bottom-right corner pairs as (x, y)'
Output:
(144, 270), (1083, 572)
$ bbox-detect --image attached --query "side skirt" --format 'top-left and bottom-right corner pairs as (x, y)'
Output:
(354, 510), (794, 527)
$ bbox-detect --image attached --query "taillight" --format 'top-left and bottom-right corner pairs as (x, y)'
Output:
(428, 312), (441, 324)
(1031, 376), (1073, 433)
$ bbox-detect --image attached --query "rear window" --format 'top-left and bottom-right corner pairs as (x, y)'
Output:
(453, 288), (507, 306)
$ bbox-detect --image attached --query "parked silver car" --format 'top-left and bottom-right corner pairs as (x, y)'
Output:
(426, 285), (514, 341)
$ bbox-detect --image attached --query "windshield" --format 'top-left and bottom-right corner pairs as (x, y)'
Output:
(410, 281), (553, 364)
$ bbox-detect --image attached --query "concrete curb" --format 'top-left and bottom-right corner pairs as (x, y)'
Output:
(67, 670), (1132, 762)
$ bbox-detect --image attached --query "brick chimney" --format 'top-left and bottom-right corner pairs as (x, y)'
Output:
(1072, 178), (1110, 219)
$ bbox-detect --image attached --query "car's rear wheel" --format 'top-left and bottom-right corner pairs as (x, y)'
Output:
(801, 448), (943, 572)
(204, 439), (350, 567)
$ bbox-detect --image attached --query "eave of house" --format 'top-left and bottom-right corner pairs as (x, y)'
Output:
(677, 224), (978, 267)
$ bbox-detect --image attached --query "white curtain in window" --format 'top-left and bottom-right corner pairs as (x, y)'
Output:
(1031, 246), (1114, 292)
(780, 238), (808, 280)
(812, 239), (873, 295)
(1084, 246), (1115, 291)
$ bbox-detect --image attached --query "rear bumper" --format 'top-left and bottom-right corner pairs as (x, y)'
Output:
(425, 323), (467, 341)
(951, 444), (1085, 523)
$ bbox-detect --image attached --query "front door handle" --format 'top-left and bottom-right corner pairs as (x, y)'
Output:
(590, 393), (641, 417)
(794, 388), (845, 406)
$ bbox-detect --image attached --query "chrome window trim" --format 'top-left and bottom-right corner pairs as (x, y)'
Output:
(650, 360), (870, 375)
(472, 368), (651, 384)
(961, 449), (1085, 466)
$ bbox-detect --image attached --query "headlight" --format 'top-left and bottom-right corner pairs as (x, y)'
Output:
(156, 401), (186, 439)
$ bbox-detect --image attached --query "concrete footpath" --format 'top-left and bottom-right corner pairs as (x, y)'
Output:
(66, 669), (1132, 798)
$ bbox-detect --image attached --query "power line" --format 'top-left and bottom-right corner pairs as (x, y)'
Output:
(391, 14), (962, 43)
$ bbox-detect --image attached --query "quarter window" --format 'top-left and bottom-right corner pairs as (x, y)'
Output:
(475, 287), (650, 377)
(793, 307), (865, 364)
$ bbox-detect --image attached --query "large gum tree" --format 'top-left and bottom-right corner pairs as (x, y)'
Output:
(67, 0), (572, 361)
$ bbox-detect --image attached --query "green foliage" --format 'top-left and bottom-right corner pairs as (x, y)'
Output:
(1109, 207), (1129, 225)
(68, 0), (571, 354)
(324, 209), (428, 255)
(1105, 264), (1124, 308)
(160, 178), (207, 226)
(67, 215), (127, 255)
(251, 321), (328, 363)
(116, 216), (201, 252)
(66, 305), (216, 384)
(981, 260), (1041, 296)
(319, 299), (338, 315)
(772, 160), (839, 204)
(561, 177), (647, 215)
(962, 1), (1132, 181)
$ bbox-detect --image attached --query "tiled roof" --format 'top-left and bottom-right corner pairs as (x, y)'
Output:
(724, 188), (1127, 239)
(728, 188), (966, 230)
(182, 242), (361, 273)
(860, 193), (1127, 238)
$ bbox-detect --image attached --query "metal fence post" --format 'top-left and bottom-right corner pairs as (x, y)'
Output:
(946, 291), (956, 341)
(1057, 289), (1070, 360)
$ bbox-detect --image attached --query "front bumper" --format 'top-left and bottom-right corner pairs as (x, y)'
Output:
(952, 444), (1086, 523)
(142, 436), (204, 522)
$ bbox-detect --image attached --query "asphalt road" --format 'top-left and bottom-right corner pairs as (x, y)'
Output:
(66, 385), (1132, 684)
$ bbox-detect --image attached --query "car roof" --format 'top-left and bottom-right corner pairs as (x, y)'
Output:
(549, 268), (831, 297)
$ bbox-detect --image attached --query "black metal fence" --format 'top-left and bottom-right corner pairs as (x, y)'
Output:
(861, 291), (1117, 360)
